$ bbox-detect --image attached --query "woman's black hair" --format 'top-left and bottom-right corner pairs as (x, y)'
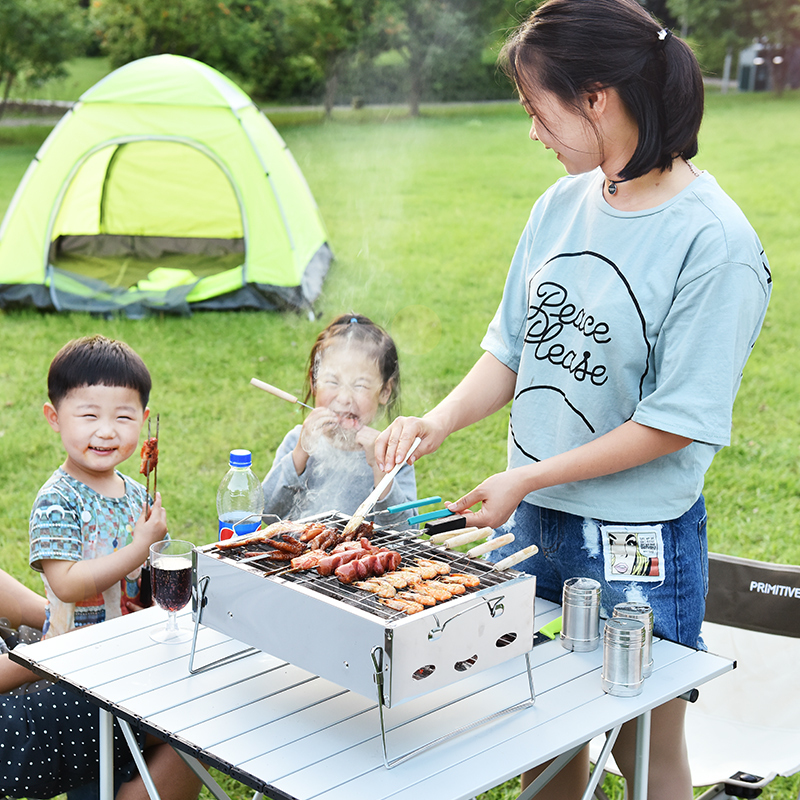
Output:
(48, 335), (152, 409)
(500, 0), (704, 180)
(304, 313), (401, 419)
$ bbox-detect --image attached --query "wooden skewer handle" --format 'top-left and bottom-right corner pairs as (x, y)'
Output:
(466, 532), (514, 558)
(492, 544), (540, 571)
(250, 378), (299, 404)
(428, 526), (478, 545)
(443, 526), (494, 549)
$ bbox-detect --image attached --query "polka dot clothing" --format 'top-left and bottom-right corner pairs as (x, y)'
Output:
(0, 684), (145, 798)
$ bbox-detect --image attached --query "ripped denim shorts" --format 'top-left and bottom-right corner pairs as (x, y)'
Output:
(488, 496), (709, 649)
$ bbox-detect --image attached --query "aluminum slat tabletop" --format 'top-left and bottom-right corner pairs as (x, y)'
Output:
(11, 602), (733, 800)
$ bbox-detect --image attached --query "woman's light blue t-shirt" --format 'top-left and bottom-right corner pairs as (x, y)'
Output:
(482, 168), (772, 522)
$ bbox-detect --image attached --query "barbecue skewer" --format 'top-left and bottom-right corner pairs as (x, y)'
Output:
(428, 526), (479, 545)
(443, 526), (494, 549)
(466, 532), (514, 558)
(144, 413), (159, 519)
(251, 377), (313, 410)
(492, 544), (539, 571)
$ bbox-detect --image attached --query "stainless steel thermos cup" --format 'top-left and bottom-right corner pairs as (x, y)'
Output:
(560, 577), (601, 652)
(612, 602), (654, 678)
(601, 617), (646, 696)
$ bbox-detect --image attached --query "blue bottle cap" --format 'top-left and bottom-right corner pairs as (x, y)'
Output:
(229, 449), (252, 468)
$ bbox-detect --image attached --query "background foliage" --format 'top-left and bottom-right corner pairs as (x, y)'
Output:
(4, 0), (799, 114)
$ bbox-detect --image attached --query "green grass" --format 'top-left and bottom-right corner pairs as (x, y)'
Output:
(1, 92), (799, 800)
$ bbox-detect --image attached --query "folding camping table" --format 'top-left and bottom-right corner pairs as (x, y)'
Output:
(11, 602), (732, 800)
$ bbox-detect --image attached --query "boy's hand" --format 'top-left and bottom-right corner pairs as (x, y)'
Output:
(133, 491), (168, 556)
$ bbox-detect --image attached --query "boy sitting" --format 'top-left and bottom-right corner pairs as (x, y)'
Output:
(31, 335), (166, 636)
(26, 334), (200, 800)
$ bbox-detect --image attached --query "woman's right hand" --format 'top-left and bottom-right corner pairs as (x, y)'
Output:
(375, 415), (448, 473)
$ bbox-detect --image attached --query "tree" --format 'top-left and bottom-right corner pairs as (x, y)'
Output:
(278, 0), (381, 116)
(382, 0), (508, 116)
(0, 0), (86, 120)
(90, 0), (264, 77)
(667, 0), (800, 82)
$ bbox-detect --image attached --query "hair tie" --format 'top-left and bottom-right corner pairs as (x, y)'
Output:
(349, 317), (358, 324)
(657, 28), (672, 43)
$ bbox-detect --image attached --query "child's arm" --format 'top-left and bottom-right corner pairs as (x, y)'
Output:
(0, 570), (47, 691)
(0, 569), (46, 631)
(0, 654), (41, 693)
(42, 493), (167, 604)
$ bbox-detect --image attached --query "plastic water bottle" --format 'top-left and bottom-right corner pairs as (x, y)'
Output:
(217, 449), (265, 540)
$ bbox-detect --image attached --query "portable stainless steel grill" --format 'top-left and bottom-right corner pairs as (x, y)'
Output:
(190, 511), (537, 766)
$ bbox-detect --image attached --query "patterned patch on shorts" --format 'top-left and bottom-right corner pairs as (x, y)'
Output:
(601, 524), (664, 582)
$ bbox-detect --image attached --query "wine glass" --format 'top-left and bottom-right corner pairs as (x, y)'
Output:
(149, 539), (194, 643)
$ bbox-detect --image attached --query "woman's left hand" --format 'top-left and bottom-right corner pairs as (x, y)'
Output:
(445, 469), (531, 530)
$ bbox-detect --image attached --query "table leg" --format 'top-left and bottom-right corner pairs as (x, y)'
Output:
(119, 719), (162, 800)
(99, 709), (115, 800)
(516, 743), (585, 800)
(631, 709), (652, 800)
(173, 749), (234, 800)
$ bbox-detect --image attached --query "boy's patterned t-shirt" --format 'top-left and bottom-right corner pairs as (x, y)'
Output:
(30, 467), (148, 638)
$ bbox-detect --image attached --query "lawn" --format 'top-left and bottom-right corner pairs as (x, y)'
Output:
(1, 90), (798, 800)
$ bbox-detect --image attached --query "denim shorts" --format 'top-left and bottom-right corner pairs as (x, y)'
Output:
(488, 496), (709, 648)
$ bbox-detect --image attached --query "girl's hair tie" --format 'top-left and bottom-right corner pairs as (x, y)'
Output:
(349, 317), (359, 324)
(657, 28), (672, 43)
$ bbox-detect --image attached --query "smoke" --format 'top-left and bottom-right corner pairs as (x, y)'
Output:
(290, 427), (365, 517)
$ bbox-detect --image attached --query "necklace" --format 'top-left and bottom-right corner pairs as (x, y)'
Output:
(685, 159), (701, 177)
(607, 159), (701, 197)
(606, 177), (629, 196)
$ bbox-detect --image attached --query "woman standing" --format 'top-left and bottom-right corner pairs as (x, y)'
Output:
(375, 0), (771, 797)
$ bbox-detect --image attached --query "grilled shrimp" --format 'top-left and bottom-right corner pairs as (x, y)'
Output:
(415, 558), (450, 575)
(398, 590), (436, 607)
(426, 579), (465, 596)
(355, 579), (396, 598)
(411, 582), (453, 602)
(440, 573), (481, 588)
(407, 563), (438, 580)
(389, 570), (423, 586)
(379, 597), (424, 615)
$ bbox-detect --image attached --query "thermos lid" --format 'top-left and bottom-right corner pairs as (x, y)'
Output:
(229, 449), (252, 467)
(604, 617), (646, 647)
(563, 576), (601, 602)
(613, 602), (654, 625)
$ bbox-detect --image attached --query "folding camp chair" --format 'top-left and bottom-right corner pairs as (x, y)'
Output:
(592, 551), (800, 799)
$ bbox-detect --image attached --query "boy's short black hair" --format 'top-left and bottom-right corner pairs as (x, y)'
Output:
(48, 335), (152, 409)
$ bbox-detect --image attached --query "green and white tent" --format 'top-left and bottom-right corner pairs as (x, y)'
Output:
(0, 55), (332, 316)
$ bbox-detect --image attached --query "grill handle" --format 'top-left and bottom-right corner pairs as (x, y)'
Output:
(428, 595), (505, 641)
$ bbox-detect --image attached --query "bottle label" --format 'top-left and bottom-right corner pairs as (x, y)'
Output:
(219, 516), (261, 541)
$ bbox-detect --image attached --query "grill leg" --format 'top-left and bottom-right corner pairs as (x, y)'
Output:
(371, 646), (537, 769)
(188, 575), (259, 674)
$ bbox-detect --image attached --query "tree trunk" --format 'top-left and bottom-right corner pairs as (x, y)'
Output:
(0, 71), (15, 123)
(324, 70), (339, 118)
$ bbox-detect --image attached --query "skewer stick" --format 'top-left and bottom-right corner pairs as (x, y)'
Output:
(466, 532), (514, 558)
(428, 526), (479, 545)
(144, 417), (151, 520)
(152, 413), (159, 501)
(443, 526), (494, 549)
(251, 378), (313, 410)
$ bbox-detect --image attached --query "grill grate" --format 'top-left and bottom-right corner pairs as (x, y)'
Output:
(210, 511), (514, 623)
